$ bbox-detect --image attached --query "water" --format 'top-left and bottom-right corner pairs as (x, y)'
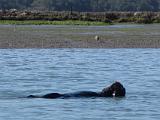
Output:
(0, 49), (160, 120)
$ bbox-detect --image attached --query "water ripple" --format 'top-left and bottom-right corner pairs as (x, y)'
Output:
(0, 49), (160, 120)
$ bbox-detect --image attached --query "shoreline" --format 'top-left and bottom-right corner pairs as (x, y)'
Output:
(0, 20), (111, 26)
(0, 24), (160, 48)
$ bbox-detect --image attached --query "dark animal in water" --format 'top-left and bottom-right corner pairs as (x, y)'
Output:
(28, 81), (126, 99)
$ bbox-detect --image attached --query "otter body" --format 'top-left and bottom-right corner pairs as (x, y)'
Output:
(28, 91), (100, 99)
(28, 82), (126, 99)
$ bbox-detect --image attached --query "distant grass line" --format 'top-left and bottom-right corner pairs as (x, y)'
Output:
(1, 11), (160, 25)
(0, 20), (111, 25)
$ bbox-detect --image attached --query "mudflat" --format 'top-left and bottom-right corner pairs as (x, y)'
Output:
(0, 24), (160, 48)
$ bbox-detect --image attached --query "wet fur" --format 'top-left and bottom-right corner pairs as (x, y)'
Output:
(28, 82), (126, 99)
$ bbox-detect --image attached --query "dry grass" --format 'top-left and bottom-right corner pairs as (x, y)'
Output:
(1, 11), (160, 24)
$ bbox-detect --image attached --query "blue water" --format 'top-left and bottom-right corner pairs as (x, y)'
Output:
(0, 49), (160, 120)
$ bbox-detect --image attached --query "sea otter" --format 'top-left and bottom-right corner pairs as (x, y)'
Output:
(28, 81), (126, 99)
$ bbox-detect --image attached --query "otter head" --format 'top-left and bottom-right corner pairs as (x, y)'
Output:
(101, 81), (126, 97)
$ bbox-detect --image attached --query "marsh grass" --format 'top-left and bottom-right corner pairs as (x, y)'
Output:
(1, 11), (160, 24)
(0, 20), (111, 26)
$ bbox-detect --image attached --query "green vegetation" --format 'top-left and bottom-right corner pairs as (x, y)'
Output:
(1, 11), (160, 24)
(1, 0), (160, 25)
(0, 20), (110, 25)
(0, 0), (160, 12)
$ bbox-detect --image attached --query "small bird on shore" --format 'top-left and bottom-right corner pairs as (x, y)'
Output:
(95, 35), (100, 41)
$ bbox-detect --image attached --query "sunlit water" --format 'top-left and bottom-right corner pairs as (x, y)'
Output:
(0, 49), (160, 120)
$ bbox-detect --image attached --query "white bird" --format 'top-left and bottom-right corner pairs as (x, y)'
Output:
(95, 35), (100, 41)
